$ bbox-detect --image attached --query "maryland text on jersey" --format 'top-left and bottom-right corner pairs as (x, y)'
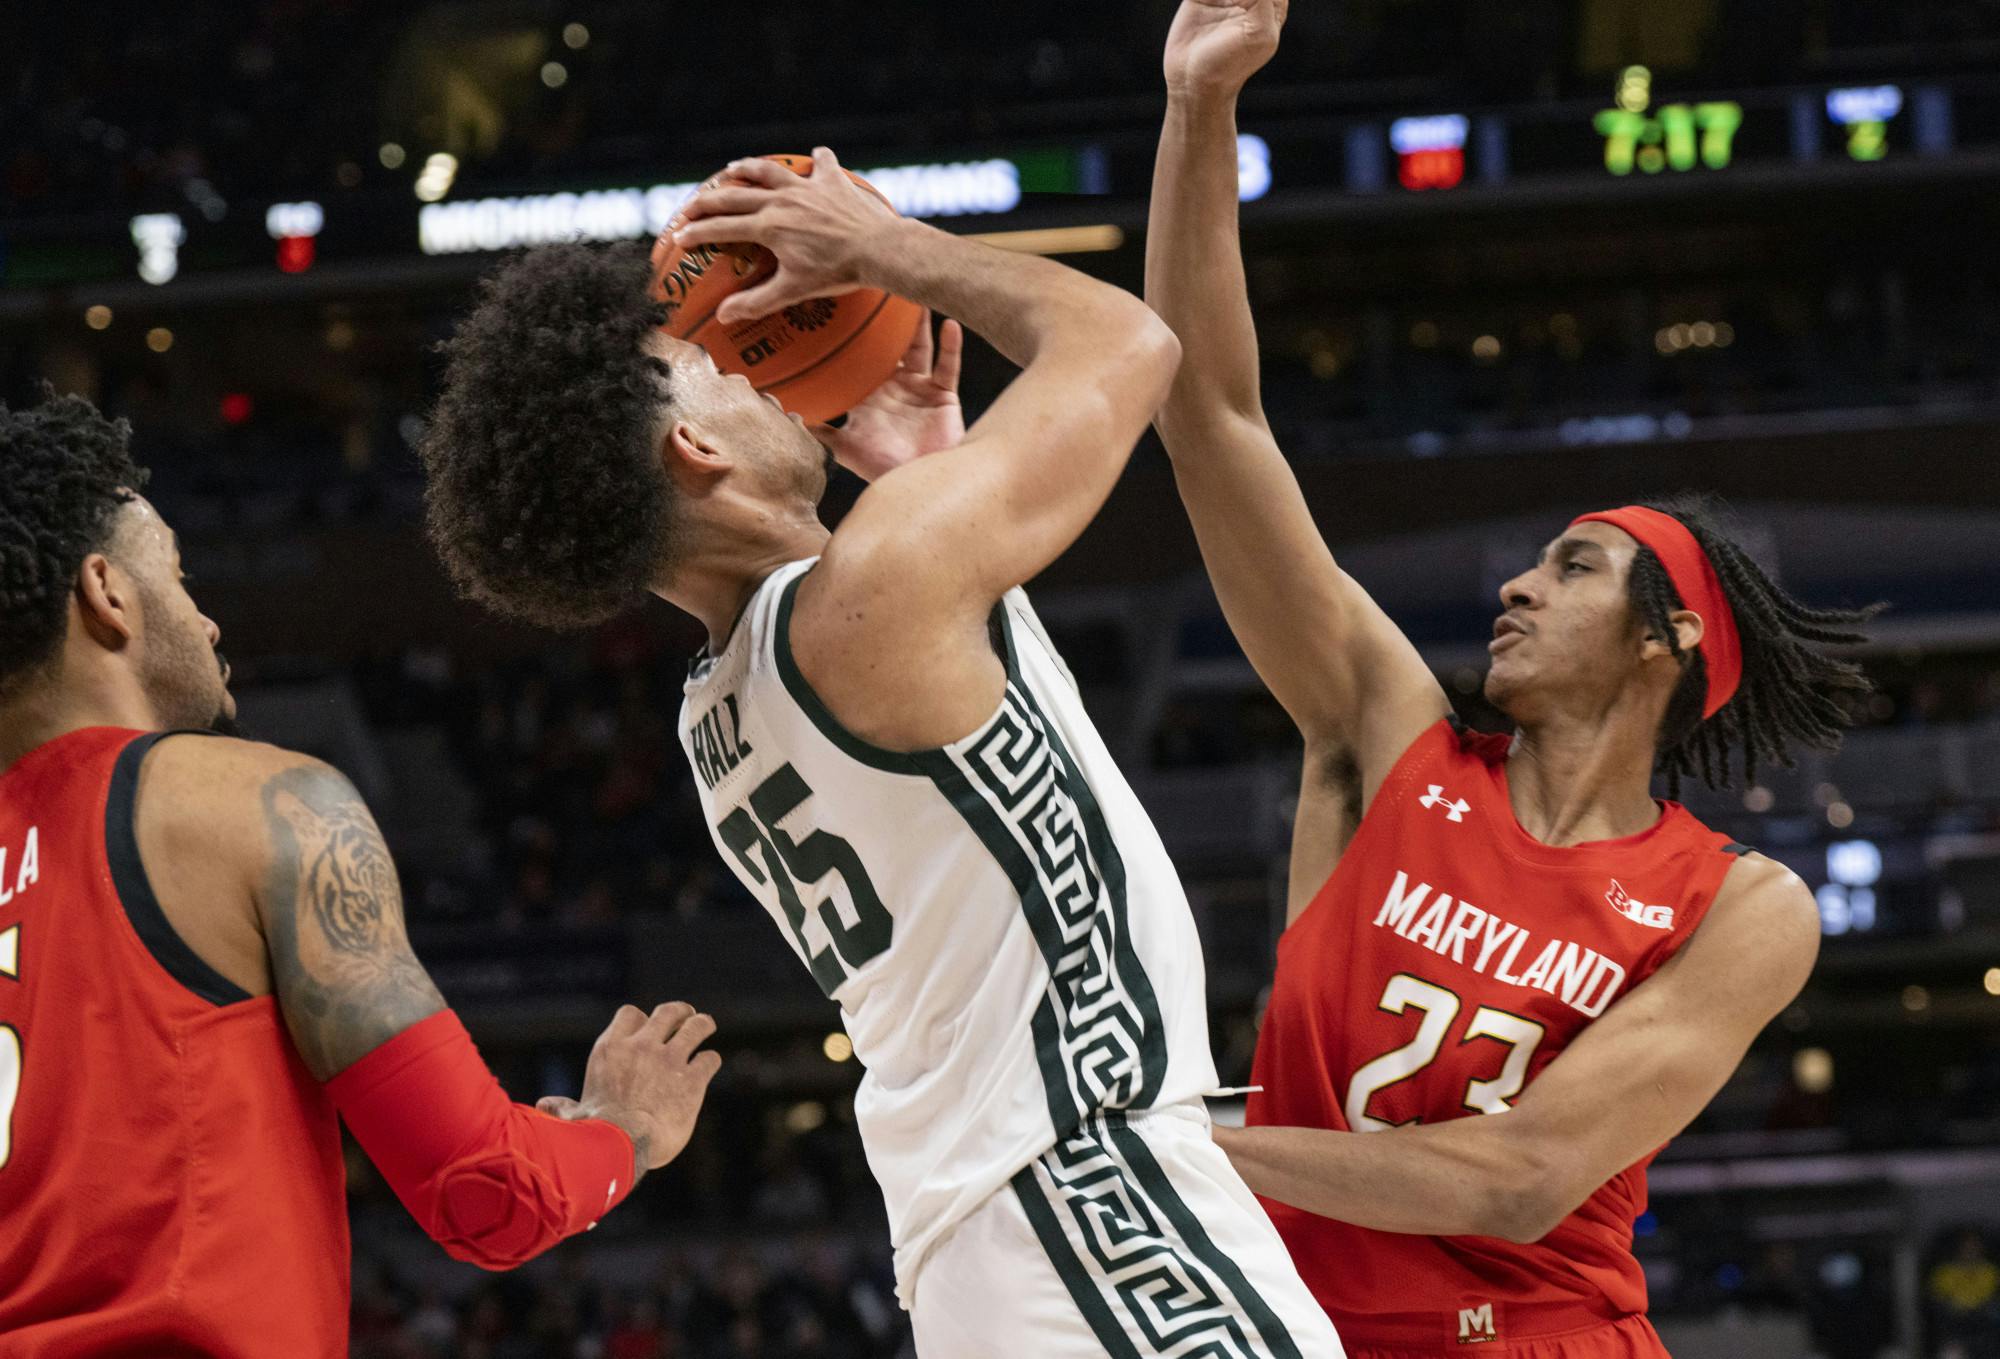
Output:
(1371, 868), (1628, 1018)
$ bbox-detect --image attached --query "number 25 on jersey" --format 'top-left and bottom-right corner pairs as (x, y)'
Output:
(717, 763), (893, 997)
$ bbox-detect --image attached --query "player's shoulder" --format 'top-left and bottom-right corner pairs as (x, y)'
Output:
(143, 732), (343, 789)
(812, 460), (987, 625)
(139, 736), (362, 836)
(1715, 848), (1812, 912)
(1698, 849), (1820, 967)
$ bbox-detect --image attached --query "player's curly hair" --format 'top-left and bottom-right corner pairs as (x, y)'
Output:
(1630, 493), (1881, 794)
(0, 389), (148, 699)
(419, 241), (680, 630)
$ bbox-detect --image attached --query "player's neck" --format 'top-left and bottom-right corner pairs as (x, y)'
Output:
(1505, 706), (1665, 848)
(0, 669), (162, 771)
(661, 513), (830, 649)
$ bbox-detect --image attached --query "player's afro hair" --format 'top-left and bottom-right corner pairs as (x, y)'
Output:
(419, 241), (680, 630)
(1630, 493), (1881, 794)
(0, 389), (148, 698)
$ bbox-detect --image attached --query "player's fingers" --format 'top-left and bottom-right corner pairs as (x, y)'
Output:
(640, 1000), (696, 1043)
(536, 1095), (581, 1118)
(691, 1049), (723, 1084)
(672, 213), (764, 250)
(665, 1012), (718, 1061)
(810, 145), (844, 179)
(722, 156), (802, 188)
(933, 319), (965, 392)
(717, 276), (807, 325)
(900, 308), (934, 372)
(603, 1004), (648, 1042)
(675, 186), (768, 223)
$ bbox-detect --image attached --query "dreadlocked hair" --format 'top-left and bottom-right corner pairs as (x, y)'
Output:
(0, 388), (148, 698)
(1629, 493), (1881, 795)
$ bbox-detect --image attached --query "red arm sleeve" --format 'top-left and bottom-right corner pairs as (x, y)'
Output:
(325, 1010), (637, 1270)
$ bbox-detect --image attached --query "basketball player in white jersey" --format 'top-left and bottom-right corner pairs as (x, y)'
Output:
(417, 149), (1341, 1357)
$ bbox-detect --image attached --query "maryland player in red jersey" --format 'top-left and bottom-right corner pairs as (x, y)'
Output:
(1146, 3), (1878, 1355)
(0, 392), (722, 1357)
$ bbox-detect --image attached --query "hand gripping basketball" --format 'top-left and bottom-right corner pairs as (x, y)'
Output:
(650, 148), (925, 422)
(673, 147), (897, 324)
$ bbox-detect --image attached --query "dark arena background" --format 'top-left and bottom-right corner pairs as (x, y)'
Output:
(6, 3), (2000, 1356)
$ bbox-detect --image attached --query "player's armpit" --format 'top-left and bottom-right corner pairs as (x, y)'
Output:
(253, 756), (447, 1081)
(1488, 854), (1821, 1239)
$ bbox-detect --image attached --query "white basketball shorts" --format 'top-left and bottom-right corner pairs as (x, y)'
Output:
(909, 1102), (1345, 1357)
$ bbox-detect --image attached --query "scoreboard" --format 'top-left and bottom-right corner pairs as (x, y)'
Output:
(4, 72), (1998, 293)
(1254, 68), (1984, 196)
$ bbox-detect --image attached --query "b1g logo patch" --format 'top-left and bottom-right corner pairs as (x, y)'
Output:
(1456, 1302), (1498, 1344)
(1607, 879), (1675, 930)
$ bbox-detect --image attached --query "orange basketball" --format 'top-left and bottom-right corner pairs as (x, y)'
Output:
(648, 154), (924, 423)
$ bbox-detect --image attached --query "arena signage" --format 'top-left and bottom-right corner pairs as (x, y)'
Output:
(416, 159), (1024, 257)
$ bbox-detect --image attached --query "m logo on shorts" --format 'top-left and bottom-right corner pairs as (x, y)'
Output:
(1456, 1303), (1497, 1344)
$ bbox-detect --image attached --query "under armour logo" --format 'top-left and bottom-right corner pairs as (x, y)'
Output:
(1419, 785), (1470, 822)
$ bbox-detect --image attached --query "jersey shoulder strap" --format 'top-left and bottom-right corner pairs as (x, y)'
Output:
(1642, 812), (1757, 966)
(107, 729), (251, 1007)
(1367, 715), (1500, 815)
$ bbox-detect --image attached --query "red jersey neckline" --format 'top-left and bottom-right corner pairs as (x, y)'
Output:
(1475, 729), (1693, 869)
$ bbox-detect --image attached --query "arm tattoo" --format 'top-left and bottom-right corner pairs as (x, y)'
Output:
(260, 763), (446, 1080)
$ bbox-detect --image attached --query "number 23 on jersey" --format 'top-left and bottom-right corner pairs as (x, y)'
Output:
(1345, 973), (1546, 1132)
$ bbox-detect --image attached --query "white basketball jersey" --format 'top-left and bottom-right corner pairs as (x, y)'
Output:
(679, 559), (1220, 1301)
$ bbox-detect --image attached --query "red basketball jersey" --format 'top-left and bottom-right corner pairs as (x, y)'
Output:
(1247, 718), (1743, 1351)
(0, 727), (350, 1357)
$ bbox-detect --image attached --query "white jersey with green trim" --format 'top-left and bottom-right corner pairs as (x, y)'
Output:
(679, 557), (1220, 1304)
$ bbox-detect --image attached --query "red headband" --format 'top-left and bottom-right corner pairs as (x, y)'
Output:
(1570, 506), (1743, 719)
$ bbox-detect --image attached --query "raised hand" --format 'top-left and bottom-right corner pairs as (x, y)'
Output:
(672, 147), (900, 324)
(1163, 0), (1288, 98)
(817, 309), (966, 481)
(539, 1001), (721, 1172)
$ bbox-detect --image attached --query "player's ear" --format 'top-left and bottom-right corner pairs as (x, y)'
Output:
(1639, 609), (1704, 661)
(74, 553), (138, 649)
(660, 421), (731, 489)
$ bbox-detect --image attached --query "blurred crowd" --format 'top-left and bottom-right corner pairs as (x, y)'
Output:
(337, 1179), (2000, 1356)
(11, 0), (2000, 219)
(351, 620), (738, 931)
(347, 1231), (907, 1359)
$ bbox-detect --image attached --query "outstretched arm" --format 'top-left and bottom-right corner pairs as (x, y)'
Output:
(1148, 0), (1448, 902)
(1215, 858), (1820, 1240)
